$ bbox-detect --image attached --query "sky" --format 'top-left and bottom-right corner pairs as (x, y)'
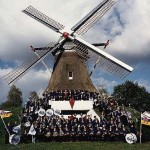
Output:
(0, 0), (150, 104)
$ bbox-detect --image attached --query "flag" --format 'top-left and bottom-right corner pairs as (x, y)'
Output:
(69, 97), (75, 109)
(141, 111), (150, 126)
(0, 111), (12, 118)
(12, 125), (21, 133)
(28, 124), (36, 135)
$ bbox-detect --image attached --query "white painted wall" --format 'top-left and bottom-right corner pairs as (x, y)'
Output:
(51, 100), (93, 110)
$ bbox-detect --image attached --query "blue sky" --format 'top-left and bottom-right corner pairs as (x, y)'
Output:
(0, 0), (150, 103)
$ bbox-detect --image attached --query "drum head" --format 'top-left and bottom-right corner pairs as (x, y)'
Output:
(125, 133), (137, 144)
(9, 134), (20, 145)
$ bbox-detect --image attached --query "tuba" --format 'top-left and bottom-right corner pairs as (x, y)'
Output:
(46, 109), (53, 116)
(38, 108), (46, 116)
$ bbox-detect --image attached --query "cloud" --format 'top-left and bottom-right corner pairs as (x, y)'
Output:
(85, 0), (150, 66)
(0, 0), (99, 63)
(92, 76), (117, 94)
(135, 79), (150, 92)
(0, 68), (51, 103)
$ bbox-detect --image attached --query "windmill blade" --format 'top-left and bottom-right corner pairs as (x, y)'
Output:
(74, 44), (89, 60)
(23, 5), (65, 33)
(92, 40), (109, 48)
(30, 46), (53, 51)
(31, 47), (52, 73)
(3, 42), (59, 85)
(71, 0), (116, 35)
(73, 36), (133, 78)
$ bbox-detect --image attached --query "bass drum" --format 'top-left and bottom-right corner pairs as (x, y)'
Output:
(9, 134), (20, 145)
(125, 133), (137, 144)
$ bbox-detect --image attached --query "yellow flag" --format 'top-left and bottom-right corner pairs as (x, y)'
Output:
(0, 112), (12, 119)
(141, 112), (150, 126)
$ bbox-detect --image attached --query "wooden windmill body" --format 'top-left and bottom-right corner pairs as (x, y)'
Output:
(46, 50), (96, 93)
(4, 0), (133, 116)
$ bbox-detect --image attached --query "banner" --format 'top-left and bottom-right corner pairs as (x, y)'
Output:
(12, 125), (21, 133)
(28, 124), (36, 135)
(0, 112), (12, 118)
(141, 111), (150, 126)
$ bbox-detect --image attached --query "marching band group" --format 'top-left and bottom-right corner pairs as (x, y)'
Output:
(19, 91), (137, 143)
(43, 90), (99, 101)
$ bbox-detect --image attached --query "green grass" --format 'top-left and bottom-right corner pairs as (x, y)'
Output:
(0, 142), (150, 150)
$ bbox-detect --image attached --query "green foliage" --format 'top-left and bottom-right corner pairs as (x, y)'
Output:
(97, 86), (108, 99)
(112, 81), (150, 112)
(29, 91), (39, 102)
(1, 85), (23, 109)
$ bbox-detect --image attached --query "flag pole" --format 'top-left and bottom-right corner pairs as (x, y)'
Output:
(140, 116), (142, 144)
(0, 116), (10, 136)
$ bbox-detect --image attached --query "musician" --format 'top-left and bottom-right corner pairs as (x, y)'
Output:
(82, 125), (87, 141)
(96, 126), (102, 142)
(119, 125), (126, 141)
(34, 121), (39, 142)
(73, 90), (77, 100)
(108, 126), (114, 141)
(58, 126), (64, 142)
(64, 125), (70, 142)
(70, 127), (76, 142)
(87, 115), (92, 124)
(21, 129), (29, 143)
(129, 121), (137, 134)
(53, 127), (58, 141)
(76, 125), (81, 141)
(114, 127), (120, 141)
(102, 125), (108, 141)
(63, 90), (68, 100)
(44, 126), (51, 142)
(89, 126), (94, 142)
(92, 116), (99, 127)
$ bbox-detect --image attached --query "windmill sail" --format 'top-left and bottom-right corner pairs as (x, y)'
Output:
(4, 0), (133, 87)
(73, 36), (133, 78)
(71, 0), (116, 35)
(23, 5), (65, 33)
(3, 42), (57, 85)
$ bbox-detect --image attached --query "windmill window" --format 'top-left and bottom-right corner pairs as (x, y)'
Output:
(68, 72), (73, 80)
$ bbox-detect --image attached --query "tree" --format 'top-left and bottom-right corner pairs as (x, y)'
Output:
(1, 85), (23, 108)
(97, 86), (108, 100)
(29, 91), (39, 102)
(112, 80), (150, 111)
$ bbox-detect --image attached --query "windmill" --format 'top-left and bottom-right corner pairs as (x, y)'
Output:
(3, 0), (133, 112)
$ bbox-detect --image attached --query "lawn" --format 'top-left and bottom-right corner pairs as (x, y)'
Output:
(0, 142), (150, 150)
